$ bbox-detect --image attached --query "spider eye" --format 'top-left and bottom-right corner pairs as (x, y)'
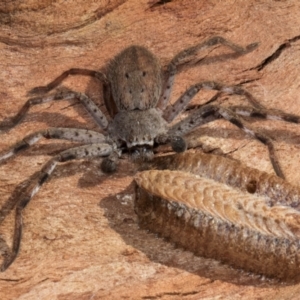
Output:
(142, 71), (146, 77)
(125, 73), (129, 78)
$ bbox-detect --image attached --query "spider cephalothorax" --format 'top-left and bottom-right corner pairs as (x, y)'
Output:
(1, 36), (300, 271)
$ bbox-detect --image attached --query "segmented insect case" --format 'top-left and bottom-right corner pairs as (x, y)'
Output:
(134, 152), (300, 280)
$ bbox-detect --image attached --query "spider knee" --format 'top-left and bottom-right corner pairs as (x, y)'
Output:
(101, 154), (119, 173)
(171, 136), (187, 153)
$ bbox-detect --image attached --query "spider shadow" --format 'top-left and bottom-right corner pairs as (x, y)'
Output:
(99, 183), (289, 288)
(22, 111), (92, 128)
(186, 125), (300, 146)
(176, 50), (257, 73)
(0, 75), (105, 133)
(0, 157), (114, 226)
(19, 109), (103, 132)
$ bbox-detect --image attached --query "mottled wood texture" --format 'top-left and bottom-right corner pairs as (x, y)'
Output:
(1, 0), (300, 299)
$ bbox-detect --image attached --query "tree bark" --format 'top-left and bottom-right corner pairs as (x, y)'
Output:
(1, 0), (300, 299)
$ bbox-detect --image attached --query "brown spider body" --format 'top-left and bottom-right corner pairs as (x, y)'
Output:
(107, 45), (162, 111)
(105, 46), (170, 161)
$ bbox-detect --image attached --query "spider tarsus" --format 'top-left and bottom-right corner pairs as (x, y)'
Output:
(14, 141), (30, 154)
(246, 42), (259, 52)
(27, 86), (49, 95)
(38, 173), (50, 186)
(0, 254), (15, 272)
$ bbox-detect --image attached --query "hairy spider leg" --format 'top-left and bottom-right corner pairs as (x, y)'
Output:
(0, 90), (109, 132)
(168, 104), (285, 179)
(28, 68), (107, 95)
(0, 143), (112, 271)
(158, 36), (259, 111)
(0, 128), (110, 163)
(162, 81), (264, 123)
(230, 105), (300, 124)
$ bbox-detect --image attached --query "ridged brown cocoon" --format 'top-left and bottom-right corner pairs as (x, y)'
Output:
(135, 153), (300, 280)
(146, 152), (300, 209)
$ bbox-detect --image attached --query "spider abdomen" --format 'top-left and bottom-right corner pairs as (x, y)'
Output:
(107, 45), (162, 111)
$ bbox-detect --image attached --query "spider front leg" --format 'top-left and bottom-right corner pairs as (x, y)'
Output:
(229, 105), (300, 124)
(28, 68), (108, 95)
(158, 36), (259, 111)
(163, 81), (264, 123)
(0, 89), (109, 132)
(0, 143), (113, 271)
(168, 104), (285, 179)
(0, 127), (110, 163)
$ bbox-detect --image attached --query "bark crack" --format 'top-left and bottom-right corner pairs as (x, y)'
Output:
(254, 35), (300, 71)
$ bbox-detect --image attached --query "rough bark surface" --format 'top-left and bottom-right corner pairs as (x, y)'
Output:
(1, 0), (300, 299)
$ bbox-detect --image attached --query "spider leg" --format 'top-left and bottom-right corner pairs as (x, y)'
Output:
(0, 127), (111, 164)
(28, 68), (108, 95)
(163, 81), (263, 123)
(0, 89), (109, 132)
(168, 104), (285, 179)
(0, 143), (113, 271)
(229, 105), (300, 124)
(157, 36), (259, 110)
